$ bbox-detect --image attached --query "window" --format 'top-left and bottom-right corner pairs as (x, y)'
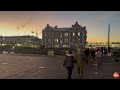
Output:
(64, 39), (68, 43)
(44, 39), (47, 42)
(54, 45), (59, 48)
(49, 33), (51, 37)
(3, 38), (5, 40)
(55, 33), (59, 36)
(48, 45), (52, 48)
(55, 39), (59, 42)
(64, 33), (68, 36)
(44, 44), (47, 47)
(77, 39), (80, 42)
(63, 45), (69, 48)
(60, 40), (62, 43)
(72, 32), (75, 36)
(60, 33), (62, 37)
(44, 33), (47, 37)
(78, 32), (80, 36)
(72, 39), (75, 43)
(48, 39), (51, 42)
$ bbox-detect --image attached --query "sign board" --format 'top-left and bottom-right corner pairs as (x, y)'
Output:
(47, 50), (54, 56)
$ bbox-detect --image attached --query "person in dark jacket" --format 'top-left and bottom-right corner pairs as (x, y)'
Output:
(90, 48), (96, 64)
(84, 48), (90, 64)
(63, 49), (75, 79)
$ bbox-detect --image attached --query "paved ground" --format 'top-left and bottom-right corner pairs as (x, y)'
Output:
(0, 53), (120, 79)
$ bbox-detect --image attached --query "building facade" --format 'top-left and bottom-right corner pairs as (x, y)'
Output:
(42, 22), (87, 49)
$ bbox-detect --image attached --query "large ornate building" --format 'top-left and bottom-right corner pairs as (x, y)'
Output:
(42, 22), (87, 49)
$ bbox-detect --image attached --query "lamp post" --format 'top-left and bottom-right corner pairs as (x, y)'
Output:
(0, 34), (2, 54)
(108, 24), (110, 51)
(1, 35), (2, 47)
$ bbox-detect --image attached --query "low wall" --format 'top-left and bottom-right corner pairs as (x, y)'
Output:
(14, 47), (67, 55)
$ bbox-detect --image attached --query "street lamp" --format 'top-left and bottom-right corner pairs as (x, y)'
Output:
(1, 35), (2, 47)
(108, 24), (110, 51)
(0, 34), (3, 54)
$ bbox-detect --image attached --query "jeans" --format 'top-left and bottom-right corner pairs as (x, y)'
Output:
(67, 67), (73, 79)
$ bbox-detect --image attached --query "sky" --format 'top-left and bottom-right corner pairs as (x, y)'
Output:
(0, 11), (120, 43)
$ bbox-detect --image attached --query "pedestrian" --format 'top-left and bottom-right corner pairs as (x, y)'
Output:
(63, 49), (75, 79)
(75, 47), (86, 79)
(90, 48), (96, 64)
(65, 50), (69, 55)
(107, 50), (112, 56)
(84, 48), (90, 64)
(96, 49), (102, 65)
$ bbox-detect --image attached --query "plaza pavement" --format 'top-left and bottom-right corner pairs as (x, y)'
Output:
(0, 53), (120, 79)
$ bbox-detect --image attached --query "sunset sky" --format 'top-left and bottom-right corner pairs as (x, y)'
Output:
(0, 11), (120, 43)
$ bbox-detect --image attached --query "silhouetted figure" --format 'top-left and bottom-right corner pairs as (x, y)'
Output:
(104, 48), (107, 56)
(107, 50), (112, 56)
(84, 48), (90, 64)
(90, 48), (96, 64)
(63, 49), (75, 79)
(76, 47), (85, 79)
(100, 47), (103, 55)
(96, 49), (102, 65)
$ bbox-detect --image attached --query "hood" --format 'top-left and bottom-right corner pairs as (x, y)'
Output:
(66, 54), (74, 56)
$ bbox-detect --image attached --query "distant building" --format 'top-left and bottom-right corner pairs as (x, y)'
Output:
(42, 22), (87, 49)
(1, 35), (42, 48)
(87, 42), (120, 48)
(111, 42), (120, 48)
(86, 42), (107, 48)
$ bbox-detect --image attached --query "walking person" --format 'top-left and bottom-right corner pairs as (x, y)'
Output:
(107, 49), (112, 56)
(90, 48), (96, 64)
(96, 49), (102, 65)
(75, 47), (86, 79)
(63, 49), (75, 79)
(84, 48), (90, 64)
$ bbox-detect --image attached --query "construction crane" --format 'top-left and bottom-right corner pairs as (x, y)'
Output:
(16, 17), (32, 36)
(31, 30), (39, 37)
(36, 30), (38, 37)
(31, 31), (34, 36)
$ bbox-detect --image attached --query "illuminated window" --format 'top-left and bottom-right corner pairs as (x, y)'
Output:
(54, 45), (59, 48)
(63, 45), (69, 48)
(60, 33), (62, 37)
(73, 32), (75, 36)
(64, 33), (68, 36)
(78, 32), (80, 36)
(55, 39), (59, 42)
